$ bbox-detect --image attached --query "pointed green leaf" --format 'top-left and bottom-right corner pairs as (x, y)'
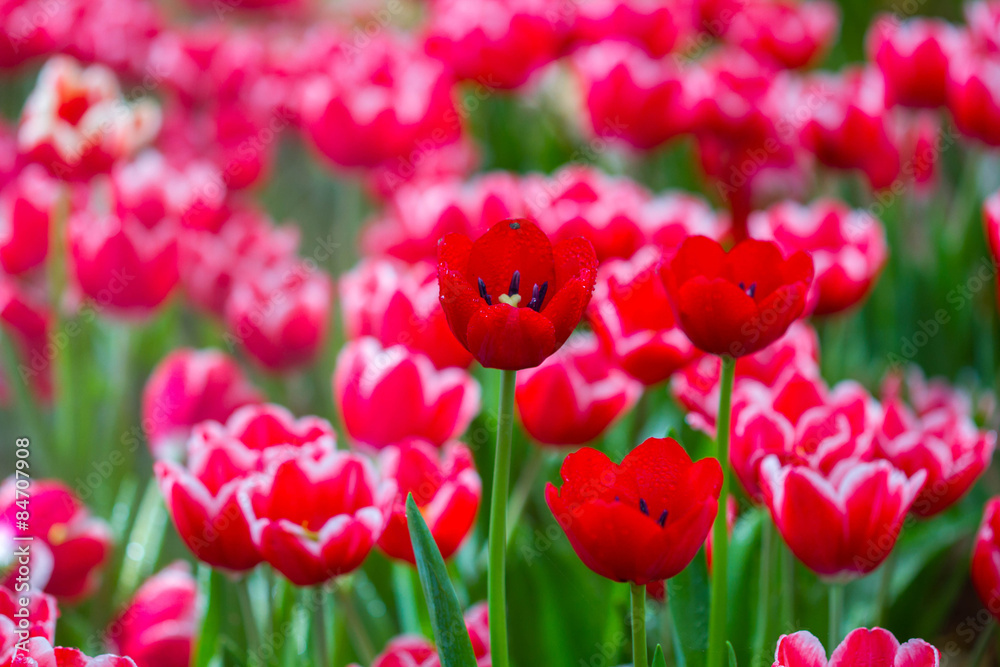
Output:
(406, 494), (478, 667)
(727, 641), (738, 667)
(652, 644), (667, 667)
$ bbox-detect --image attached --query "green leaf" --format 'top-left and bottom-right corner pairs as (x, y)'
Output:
(406, 494), (478, 667)
(727, 641), (738, 667)
(668, 550), (710, 667)
(652, 644), (667, 667)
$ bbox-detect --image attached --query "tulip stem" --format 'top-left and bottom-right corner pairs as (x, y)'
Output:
(707, 355), (735, 667)
(874, 551), (895, 627)
(828, 583), (844, 649)
(630, 582), (648, 667)
(392, 562), (422, 634)
(752, 515), (777, 667)
(967, 621), (996, 667)
(313, 588), (330, 667)
(237, 578), (262, 664)
(780, 544), (796, 633)
(489, 368), (517, 667)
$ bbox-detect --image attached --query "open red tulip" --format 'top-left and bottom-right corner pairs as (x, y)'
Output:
(438, 218), (598, 370)
(545, 437), (722, 585)
(773, 628), (939, 667)
(660, 235), (813, 358)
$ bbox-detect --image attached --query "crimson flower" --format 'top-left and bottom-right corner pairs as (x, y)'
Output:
(376, 440), (481, 565)
(866, 15), (961, 109)
(772, 628), (939, 667)
(973, 497), (1000, 621)
(108, 563), (198, 667)
(660, 236), (813, 358)
(0, 479), (112, 600)
(0, 165), (58, 276)
(438, 218), (598, 370)
(760, 457), (924, 579)
(545, 437), (722, 585)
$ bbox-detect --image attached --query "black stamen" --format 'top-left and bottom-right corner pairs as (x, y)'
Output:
(478, 277), (492, 306)
(527, 283), (541, 311)
(747, 282), (756, 298)
(657, 510), (668, 527)
(509, 270), (520, 296)
(614, 496), (619, 502)
(530, 281), (548, 311)
(738, 282), (745, 290)
(639, 498), (649, 516)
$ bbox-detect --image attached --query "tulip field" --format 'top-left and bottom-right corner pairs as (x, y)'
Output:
(5, 0), (1000, 666)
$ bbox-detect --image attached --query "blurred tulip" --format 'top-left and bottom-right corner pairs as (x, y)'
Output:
(588, 246), (699, 386)
(639, 192), (726, 253)
(339, 258), (472, 369)
(0, 479), (112, 600)
(522, 165), (651, 263)
(334, 337), (480, 449)
(2, 637), (137, 667)
(355, 603), (490, 667)
(547, 437), (722, 584)
(156, 404), (336, 571)
(0, 586), (57, 643)
(376, 439), (481, 564)
(437, 218), (598, 370)
(866, 16), (961, 109)
(966, 1), (1000, 55)
(772, 628), (939, 667)
(18, 56), (160, 180)
(748, 199), (888, 315)
(567, 0), (697, 58)
(725, 0), (839, 70)
(760, 457), (924, 579)
(240, 450), (394, 586)
(516, 332), (641, 445)
(0, 165), (58, 275)
(572, 40), (689, 151)
(973, 497), (1000, 620)
(423, 0), (565, 89)
(108, 563), (198, 667)
(142, 348), (261, 459)
(224, 263), (332, 372)
(947, 50), (1000, 147)
(302, 34), (460, 169)
(361, 172), (526, 264)
(659, 236), (813, 358)
(0, 279), (52, 401)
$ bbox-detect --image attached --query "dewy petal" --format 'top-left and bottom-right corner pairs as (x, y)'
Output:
(438, 268), (482, 350)
(552, 236), (598, 293)
(465, 303), (557, 370)
(774, 631), (829, 667)
(465, 218), (555, 303)
(542, 274), (597, 346)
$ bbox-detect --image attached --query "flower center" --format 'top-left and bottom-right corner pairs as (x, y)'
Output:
(620, 496), (669, 527)
(478, 269), (549, 312)
(738, 281), (757, 298)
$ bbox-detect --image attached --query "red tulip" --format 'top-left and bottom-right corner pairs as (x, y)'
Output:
(866, 16), (962, 109)
(239, 450), (394, 586)
(973, 497), (1000, 620)
(354, 603), (490, 667)
(334, 338), (481, 449)
(772, 628), (939, 667)
(2, 638), (137, 667)
(339, 258), (472, 370)
(0, 479), (112, 600)
(545, 437), (722, 584)
(68, 207), (179, 318)
(142, 348), (261, 459)
(438, 218), (598, 370)
(522, 166), (651, 263)
(302, 34), (460, 169)
(0, 586), (57, 643)
(0, 166), (57, 276)
(947, 49), (1000, 147)
(671, 322), (820, 430)
(179, 208), (299, 317)
(572, 41), (690, 152)
(748, 199), (888, 315)
(107, 563), (198, 667)
(660, 235), (813, 358)
(516, 332), (641, 446)
(760, 456), (924, 579)
(0, 279), (52, 401)
(724, 0), (839, 70)
(156, 404), (336, 571)
(18, 56), (160, 180)
(422, 0), (565, 90)
(589, 246), (699, 387)
(361, 173), (526, 264)
(376, 440), (481, 564)
(877, 371), (996, 518)
(224, 263), (332, 372)
(567, 0), (696, 58)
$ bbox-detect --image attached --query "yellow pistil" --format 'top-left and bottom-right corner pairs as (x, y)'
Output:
(498, 294), (522, 307)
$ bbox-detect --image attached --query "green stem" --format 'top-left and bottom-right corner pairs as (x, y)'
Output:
(335, 585), (376, 665)
(114, 477), (168, 605)
(313, 588), (330, 667)
(753, 516), (777, 666)
(875, 551), (895, 627)
(194, 567), (227, 667)
(392, 562), (421, 634)
(828, 583), (844, 649)
(967, 622), (996, 667)
(780, 544), (796, 633)
(237, 578), (262, 665)
(506, 446), (546, 542)
(489, 369), (517, 667)
(707, 356), (735, 667)
(631, 582), (648, 667)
